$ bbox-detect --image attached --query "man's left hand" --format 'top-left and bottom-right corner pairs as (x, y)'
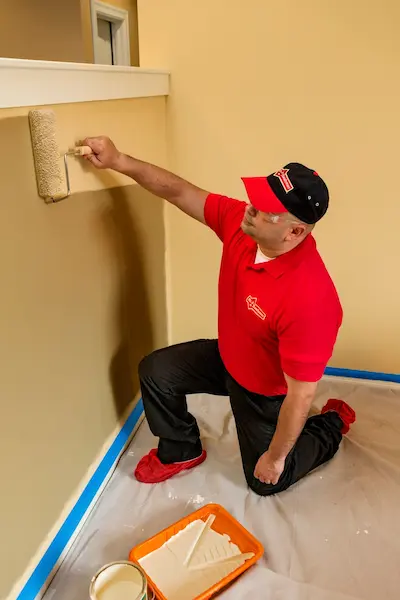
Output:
(254, 451), (286, 485)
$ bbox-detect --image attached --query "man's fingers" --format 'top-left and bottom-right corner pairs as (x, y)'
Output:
(86, 154), (103, 169)
(254, 470), (265, 482)
(82, 137), (105, 155)
(255, 471), (271, 484)
(82, 137), (95, 150)
(83, 136), (101, 146)
(254, 469), (275, 485)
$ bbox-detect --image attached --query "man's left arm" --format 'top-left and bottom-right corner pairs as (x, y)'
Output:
(254, 375), (317, 485)
(254, 294), (342, 486)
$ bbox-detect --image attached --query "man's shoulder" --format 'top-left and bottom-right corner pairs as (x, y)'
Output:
(293, 240), (342, 312)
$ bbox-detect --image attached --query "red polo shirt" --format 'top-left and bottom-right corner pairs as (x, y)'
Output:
(204, 193), (343, 396)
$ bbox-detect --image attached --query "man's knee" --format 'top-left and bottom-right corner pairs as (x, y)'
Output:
(138, 347), (175, 387)
(245, 471), (290, 497)
(138, 353), (153, 381)
(138, 350), (164, 382)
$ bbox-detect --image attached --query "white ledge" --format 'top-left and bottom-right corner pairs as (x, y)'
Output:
(0, 58), (170, 109)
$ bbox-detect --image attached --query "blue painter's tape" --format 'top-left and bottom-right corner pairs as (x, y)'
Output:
(17, 398), (144, 600)
(325, 367), (400, 384)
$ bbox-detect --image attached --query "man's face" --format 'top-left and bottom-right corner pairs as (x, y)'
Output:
(241, 203), (299, 249)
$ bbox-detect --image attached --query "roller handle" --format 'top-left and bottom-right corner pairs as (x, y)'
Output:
(72, 145), (93, 156)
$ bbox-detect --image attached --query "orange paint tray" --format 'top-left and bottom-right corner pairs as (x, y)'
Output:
(129, 503), (264, 600)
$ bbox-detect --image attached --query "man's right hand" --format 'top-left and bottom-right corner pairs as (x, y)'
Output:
(82, 136), (123, 171)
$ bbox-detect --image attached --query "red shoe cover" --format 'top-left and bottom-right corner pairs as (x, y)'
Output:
(321, 399), (356, 434)
(134, 449), (207, 484)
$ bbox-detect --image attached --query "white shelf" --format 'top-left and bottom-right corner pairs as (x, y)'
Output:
(0, 58), (170, 109)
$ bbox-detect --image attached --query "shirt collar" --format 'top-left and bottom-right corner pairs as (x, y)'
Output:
(248, 234), (316, 278)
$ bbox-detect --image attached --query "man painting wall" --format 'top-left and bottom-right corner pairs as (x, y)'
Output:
(82, 135), (356, 496)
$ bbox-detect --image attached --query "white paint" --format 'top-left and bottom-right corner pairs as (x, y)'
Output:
(0, 58), (169, 109)
(91, 0), (131, 66)
(184, 514), (215, 566)
(91, 563), (146, 600)
(139, 518), (254, 600)
(190, 494), (205, 505)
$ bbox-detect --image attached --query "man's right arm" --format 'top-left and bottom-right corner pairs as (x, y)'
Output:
(83, 136), (209, 224)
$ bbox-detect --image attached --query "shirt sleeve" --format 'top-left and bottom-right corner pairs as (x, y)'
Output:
(204, 193), (246, 243)
(277, 298), (342, 383)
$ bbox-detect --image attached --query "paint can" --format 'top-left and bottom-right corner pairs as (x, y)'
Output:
(90, 560), (154, 600)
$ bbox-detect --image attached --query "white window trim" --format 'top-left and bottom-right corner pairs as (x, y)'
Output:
(90, 0), (131, 66)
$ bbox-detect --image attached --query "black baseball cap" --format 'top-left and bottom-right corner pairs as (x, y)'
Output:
(241, 163), (329, 224)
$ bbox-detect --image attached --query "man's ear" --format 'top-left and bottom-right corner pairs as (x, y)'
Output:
(286, 223), (307, 241)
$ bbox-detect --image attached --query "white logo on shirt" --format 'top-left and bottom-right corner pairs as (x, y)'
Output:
(246, 296), (266, 321)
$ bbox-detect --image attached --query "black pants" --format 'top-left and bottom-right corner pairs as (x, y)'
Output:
(139, 340), (343, 496)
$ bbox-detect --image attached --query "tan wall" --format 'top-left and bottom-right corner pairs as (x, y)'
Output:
(0, 97), (167, 598)
(138, 0), (400, 374)
(0, 0), (86, 62)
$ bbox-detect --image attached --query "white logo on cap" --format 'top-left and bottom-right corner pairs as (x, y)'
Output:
(274, 168), (294, 193)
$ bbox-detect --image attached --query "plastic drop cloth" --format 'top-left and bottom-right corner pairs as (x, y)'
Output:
(44, 377), (400, 600)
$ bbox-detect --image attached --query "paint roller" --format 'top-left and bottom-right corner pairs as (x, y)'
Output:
(28, 109), (92, 203)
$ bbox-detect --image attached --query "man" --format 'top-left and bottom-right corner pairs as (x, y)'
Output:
(84, 136), (356, 496)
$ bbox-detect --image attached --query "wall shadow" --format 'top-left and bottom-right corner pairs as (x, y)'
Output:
(99, 185), (167, 418)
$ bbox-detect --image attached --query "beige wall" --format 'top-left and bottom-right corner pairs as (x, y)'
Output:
(0, 0), (86, 62)
(138, 0), (400, 374)
(0, 97), (167, 598)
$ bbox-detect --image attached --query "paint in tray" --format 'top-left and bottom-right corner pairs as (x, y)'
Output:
(129, 503), (264, 600)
